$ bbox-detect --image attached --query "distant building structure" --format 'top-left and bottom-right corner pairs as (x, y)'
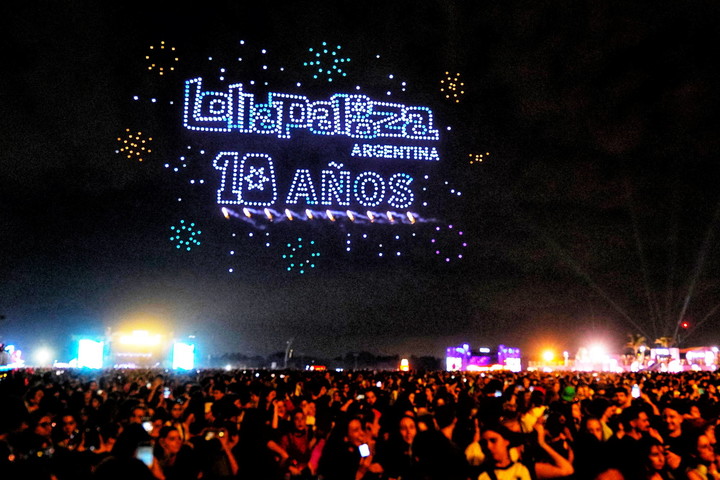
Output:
(445, 343), (521, 372)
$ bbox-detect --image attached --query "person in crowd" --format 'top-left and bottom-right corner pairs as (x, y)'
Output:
(317, 416), (381, 480)
(574, 416), (611, 478)
(609, 405), (663, 476)
(661, 401), (689, 475)
(413, 403), (470, 480)
(477, 422), (532, 480)
(166, 399), (190, 442)
(612, 386), (633, 412)
(193, 424), (239, 480)
(279, 409), (317, 478)
(92, 423), (156, 480)
(685, 428), (720, 480)
(639, 437), (672, 480)
(375, 415), (419, 480)
(25, 386), (45, 413)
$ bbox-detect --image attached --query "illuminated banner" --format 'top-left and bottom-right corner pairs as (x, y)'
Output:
(183, 77), (441, 217)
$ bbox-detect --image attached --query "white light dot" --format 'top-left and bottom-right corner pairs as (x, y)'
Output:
(133, 95), (139, 100)
(446, 126), (452, 131)
(208, 57), (213, 61)
(229, 268), (234, 273)
(388, 74), (394, 79)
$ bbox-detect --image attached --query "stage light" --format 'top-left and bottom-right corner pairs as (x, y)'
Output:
(34, 347), (53, 366)
(119, 330), (161, 347)
(542, 350), (555, 363)
(172, 343), (195, 370)
(78, 339), (104, 369)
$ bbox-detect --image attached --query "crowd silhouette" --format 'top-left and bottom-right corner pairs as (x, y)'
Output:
(2, 367), (720, 479)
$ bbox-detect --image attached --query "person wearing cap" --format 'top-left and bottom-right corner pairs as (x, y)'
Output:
(560, 386), (576, 403)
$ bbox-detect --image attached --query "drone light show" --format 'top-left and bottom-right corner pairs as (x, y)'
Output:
(131, 38), (470, 273)
(183, 77), (440, 216)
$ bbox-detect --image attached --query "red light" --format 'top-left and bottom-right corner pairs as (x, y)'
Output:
(682, 321), (689, 329)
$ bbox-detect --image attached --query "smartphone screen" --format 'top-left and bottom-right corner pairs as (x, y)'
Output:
(135, 445), (153, 466)
(359, 443), (371, 457)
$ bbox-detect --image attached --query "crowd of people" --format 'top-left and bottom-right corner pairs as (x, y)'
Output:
(2, 367), (720, 479)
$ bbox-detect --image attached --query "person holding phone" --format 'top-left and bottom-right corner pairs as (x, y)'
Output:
(317, 416), (383, 480)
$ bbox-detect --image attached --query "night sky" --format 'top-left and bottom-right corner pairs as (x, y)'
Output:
(2, 1), (720, 362)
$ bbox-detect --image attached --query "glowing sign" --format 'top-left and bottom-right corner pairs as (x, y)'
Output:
(184, 78), (439, 141)
(182, 77), (442, 218)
